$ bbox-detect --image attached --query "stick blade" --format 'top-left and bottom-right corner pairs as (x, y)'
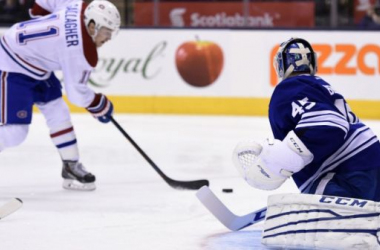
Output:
(196, 186), (241, 230)
(169, 179), (209, 190)
(196, 186), (267, 231)
(0, 198), (23, 220)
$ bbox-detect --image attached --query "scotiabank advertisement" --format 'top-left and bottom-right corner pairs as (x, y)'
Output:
(134, 2), (315, 28)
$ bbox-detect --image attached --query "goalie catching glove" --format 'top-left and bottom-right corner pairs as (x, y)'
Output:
(86, 93), (113, 123)
(233, 131), (314, 190)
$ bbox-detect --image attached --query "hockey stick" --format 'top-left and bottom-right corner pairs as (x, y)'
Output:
(110, 116), (209, 190)
(196, 186), (266, 231)
(0, 198), (23, 220)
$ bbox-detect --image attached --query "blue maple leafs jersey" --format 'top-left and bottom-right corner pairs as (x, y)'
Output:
(269, 75), (380, 194)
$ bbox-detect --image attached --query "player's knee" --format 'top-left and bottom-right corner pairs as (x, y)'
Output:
(0, 124), (29, 149)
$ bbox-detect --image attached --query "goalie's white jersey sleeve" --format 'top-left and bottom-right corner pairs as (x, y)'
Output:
(0, 1), (96, 108)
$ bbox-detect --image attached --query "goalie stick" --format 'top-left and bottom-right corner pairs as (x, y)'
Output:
(196, 186), (266, 231)
(0, 198), (23, 220)
(110, 116), (209, 190)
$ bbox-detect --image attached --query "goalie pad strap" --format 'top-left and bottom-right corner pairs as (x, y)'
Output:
(262, 193), (380, 250)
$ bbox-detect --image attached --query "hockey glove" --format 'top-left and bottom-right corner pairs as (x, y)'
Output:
(86, 93), (113, 123)
(233, 131), (314, 190)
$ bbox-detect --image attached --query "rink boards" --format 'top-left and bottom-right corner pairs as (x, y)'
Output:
(1, 28), (379, 119)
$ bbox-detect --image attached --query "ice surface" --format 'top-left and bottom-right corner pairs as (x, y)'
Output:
(1, 114), (379, 250)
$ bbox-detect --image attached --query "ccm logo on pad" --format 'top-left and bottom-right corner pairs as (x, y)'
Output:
(319, 196), (368, 208)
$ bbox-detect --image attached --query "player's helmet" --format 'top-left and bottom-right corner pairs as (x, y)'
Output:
(273, 37), (317, 81)
(84, 1), (121, 40)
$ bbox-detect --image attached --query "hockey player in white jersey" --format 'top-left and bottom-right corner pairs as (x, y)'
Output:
(0, 0), (121, 191)
(233, 37), (380, 249)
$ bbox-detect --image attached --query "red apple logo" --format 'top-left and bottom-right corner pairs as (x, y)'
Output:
(175, 38), (224, 87)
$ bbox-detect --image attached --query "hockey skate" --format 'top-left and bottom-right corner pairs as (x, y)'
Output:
(62, 161), (96, 191)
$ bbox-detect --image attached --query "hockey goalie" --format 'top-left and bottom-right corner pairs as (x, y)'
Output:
(233, 37), (380, 249)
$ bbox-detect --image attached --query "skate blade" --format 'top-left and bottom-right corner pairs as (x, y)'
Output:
(62, 179), (96, 191)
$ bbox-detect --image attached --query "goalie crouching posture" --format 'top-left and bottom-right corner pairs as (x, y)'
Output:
(233, 37), (380, 249)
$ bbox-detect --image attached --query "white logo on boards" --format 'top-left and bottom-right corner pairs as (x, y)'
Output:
(170, 8), (186, 27)
(169, 8), (276, 27)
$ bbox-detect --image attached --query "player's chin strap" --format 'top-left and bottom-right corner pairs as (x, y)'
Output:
(85, 25), (97, 42)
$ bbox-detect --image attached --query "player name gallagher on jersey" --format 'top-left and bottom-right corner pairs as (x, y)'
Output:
(65, 4), (80, 47)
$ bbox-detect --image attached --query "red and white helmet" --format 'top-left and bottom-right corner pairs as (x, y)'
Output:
(84, 0), (121, 39)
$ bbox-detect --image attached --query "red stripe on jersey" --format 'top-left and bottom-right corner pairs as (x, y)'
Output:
(2, 37), (47, 75)
(51, 127), (74, 138)
(81, 2), (98, 67)
(30, 3), (51, 17)
(14, 52), (47, 74)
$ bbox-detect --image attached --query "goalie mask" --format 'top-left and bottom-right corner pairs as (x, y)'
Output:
(84, 1), (121, 40)
(273, 37), (317, 81)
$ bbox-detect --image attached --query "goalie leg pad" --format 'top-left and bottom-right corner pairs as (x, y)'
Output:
(262, 193), (380, 250)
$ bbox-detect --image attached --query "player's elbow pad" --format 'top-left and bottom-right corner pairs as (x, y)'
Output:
(233, 131), (313, 190)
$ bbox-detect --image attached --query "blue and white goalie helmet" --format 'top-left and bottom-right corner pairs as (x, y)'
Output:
(273, 37), (317, 81)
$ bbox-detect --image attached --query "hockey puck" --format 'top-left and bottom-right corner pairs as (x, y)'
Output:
(222, 188), (233, 193)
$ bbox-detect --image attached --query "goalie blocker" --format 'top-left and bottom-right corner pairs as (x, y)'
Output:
(262, 193), (380, 250)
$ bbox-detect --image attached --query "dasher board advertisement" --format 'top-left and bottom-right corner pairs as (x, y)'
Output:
(92, 29), (380, 101)
(1, 28), (379, 118)
(134, 1), (315, 28)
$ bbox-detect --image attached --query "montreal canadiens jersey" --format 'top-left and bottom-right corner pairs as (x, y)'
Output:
(0, 0), (97, 107)
(269, 75), (380, 194)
